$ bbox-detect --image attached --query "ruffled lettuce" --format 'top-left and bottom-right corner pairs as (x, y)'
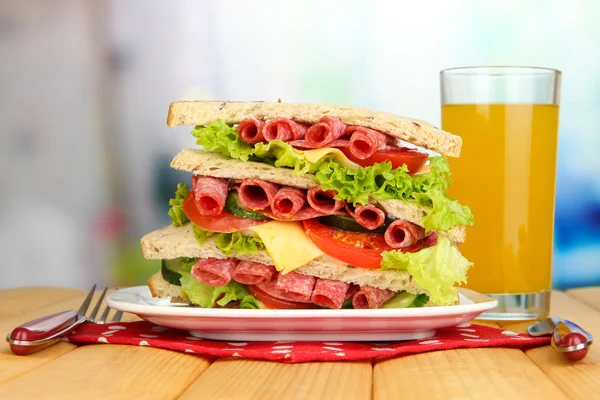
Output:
(179, 271), (260, 308)
(381, 237), (473, 305)
(168, 183), (190, 226)
(314, 157), (473, 231)
(191, 122), (315, 174)
(192, 224), (265, 256)
(189, 121), (474, 231)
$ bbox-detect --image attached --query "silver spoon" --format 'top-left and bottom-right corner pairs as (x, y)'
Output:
(528, 317), (593, 361)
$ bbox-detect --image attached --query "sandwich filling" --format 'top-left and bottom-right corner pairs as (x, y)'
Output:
(148, 116), (474, 309)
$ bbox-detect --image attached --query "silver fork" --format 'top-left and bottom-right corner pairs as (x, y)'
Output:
(6, 285), (124, 355)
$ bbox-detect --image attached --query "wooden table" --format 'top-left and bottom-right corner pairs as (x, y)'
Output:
(0, 287), (598, 400)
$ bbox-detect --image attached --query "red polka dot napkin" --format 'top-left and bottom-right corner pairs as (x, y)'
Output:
(67, 321), (549, 363)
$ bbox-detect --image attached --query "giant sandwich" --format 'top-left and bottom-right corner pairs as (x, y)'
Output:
(141, 102), (474, 309)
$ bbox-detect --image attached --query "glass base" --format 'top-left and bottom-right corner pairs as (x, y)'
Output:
(475, 292), (551, 321)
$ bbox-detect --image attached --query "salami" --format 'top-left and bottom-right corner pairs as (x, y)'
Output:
(191, 258), (239, 287)
(238, 119), (266, 144)
(347, 204), (386, 230)
(304, 117), (348, 148)
(191, 175), (229, 216)
(256, 274), (314, 303)
(384, 220), (426, 249)
(307, 187), (345, 214)
(310, 279), (350, 309)
(263, 118), (309, 141)
(271, 187), (307, 219)
(347, 126), (388, 159)
(260, 206), (326, 221)
(352, 286), (396, 309)
(231, 261), (276, 285)
(274, 271), (317, 302)
(238, 179), (281, 210)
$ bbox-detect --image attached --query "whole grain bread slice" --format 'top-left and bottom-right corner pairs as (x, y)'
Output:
(167, 101), (462, 157)
(141, 223), (428, 295)
(171, 149), (467, 242)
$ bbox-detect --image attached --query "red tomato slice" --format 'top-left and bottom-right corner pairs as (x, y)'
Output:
(246, 285), (317, 309)
(340, 147), (428, 173)
(302, 219), (393, 269)
(182, 193), (265, 233)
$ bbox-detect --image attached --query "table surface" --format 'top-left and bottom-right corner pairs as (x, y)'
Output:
(0, 287), (598, 400)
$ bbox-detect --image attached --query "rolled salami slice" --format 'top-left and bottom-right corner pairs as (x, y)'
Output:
(352, 286), (396, 309)
(271, 187), (307, 219)
(238, 179), (281, 210)
(304, 116), (347, 148)
(238, 119), (266, 144)
(232, 261), (277, 285)
(347, 126), (387, 159)
(274, 271), (317, 302)
(310, 279), (350, 309)
(384, 220), (426, 249)
(350, 204), (386, 230)
(263, 118), (309, 141)
(192, 175), (229, 216)
(191, 258), (239, 287)
(307, 187), (345, 214)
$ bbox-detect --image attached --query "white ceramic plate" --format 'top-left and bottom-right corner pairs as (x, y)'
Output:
(107, 286), (497, 341)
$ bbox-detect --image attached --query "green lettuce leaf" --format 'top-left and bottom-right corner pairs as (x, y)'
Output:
(314, 157), (474, 231)
(381, 237), (473, 305)
(190, 121), (474, 231)
(191, 122), (314, 174)
(192, 225), (265, 256)
(191, 121), (253, 160)
(414, 191), (475, 231)
(179, 271), (260, 308)
(168, 183), (190, 226)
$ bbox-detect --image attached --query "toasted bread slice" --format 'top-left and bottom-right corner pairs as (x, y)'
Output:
(147, 272), (190, 303)
(141, 223), (428, 295)
(171, 149), (466, 242)
(167, 101), (462, 157)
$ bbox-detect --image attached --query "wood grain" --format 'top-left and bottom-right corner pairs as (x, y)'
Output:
(374, 347), (567, 400)
(180, 358), (372, 400)
(566, 287), (600, 312)
(0, 287), (83, 319)
(524, 291), (600, 399)
(0, 288), (139, 385)
(0, 344), (212, 400)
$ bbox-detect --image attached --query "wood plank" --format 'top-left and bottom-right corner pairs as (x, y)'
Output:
(523, 291), (600, 399)
(180, 358), (372, 400)
(374, 348), (567, 399)
(0, 287), (83, 319)
(566, 287), (600, 312)
(0, 289), (139, 384)
(0, 344), (212, 400)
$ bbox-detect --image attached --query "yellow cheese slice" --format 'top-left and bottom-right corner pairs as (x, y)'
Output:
(297, 148), (358, 168)
(249, 221), (324, 274)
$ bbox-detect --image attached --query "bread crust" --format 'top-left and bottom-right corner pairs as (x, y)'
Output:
(171, 149), (466, 242)
(141, 223), (427, 294)
(167, 101), (462, 157)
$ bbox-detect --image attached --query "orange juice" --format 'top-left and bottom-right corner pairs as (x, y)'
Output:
(442, 104), (559, 294)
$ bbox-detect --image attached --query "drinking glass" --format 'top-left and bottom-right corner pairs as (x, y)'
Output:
(440, 66), (561, 320)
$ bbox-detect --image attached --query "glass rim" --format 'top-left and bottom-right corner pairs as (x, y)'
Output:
(440, 66), (561, 77)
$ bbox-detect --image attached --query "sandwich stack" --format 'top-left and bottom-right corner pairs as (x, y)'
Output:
(141, 101), (474, 310)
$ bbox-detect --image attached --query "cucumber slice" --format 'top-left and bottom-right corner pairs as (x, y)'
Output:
(318, 214), (393, 233)
(381, 292), (430, 308)
(161, 258), (196, 286)
(225, 192), (267, 220)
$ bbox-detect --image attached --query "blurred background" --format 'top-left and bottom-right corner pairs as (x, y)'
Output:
(1, 0), (598, 289)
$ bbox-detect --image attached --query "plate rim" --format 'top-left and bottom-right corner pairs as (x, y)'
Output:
(107, 286), (498, 318)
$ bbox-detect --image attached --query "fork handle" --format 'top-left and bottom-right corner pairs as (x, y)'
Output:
(8, 310), (78, 355)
